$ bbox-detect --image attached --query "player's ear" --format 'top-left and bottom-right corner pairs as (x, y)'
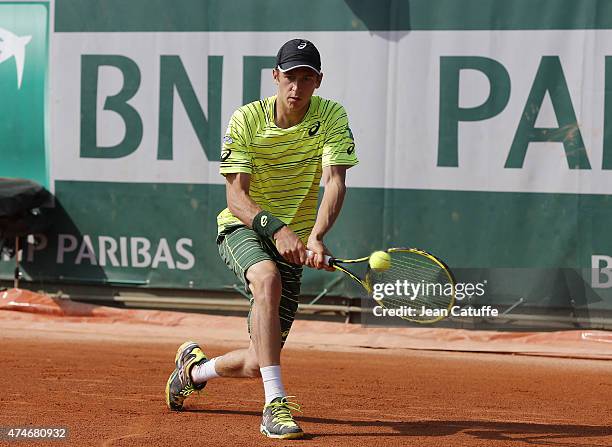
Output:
(272, 68), (280, 83)
(315, 72), (323, 88)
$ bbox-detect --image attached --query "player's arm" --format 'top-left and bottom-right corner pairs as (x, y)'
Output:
(225, 173), (307, 265)
(310, 102), (358, 270)
(225, 172), (261, 224)
(306, 165), (348, 271)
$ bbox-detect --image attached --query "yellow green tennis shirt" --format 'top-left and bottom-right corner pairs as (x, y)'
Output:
(217, 95), (359, 242)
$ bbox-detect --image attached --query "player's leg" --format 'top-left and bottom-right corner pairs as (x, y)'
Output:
(165, 226), (304, 438)
(165, 226), (270, 410)
(194, 259), (285, 382)
(246, 260), (283, 367)
(256, 239), (304, 439)
(202, 229), (304, 439)
(203, 257), (282, 379)
(196, 256), (283, 381)
(206, 342), (260, 378)
(192, 256), (300, 380)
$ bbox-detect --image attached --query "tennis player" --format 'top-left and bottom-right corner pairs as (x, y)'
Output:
(165, 38), (358, 439)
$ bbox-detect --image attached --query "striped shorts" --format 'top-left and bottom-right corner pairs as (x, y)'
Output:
(217, 225), (303, 345)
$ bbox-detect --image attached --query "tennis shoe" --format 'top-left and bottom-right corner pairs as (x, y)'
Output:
(260, 396), (304, 439)
(165, 341), (207, 411)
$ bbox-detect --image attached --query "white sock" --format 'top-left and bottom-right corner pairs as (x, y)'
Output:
(191, 357), (220, 384)
(260, 365), (286, 404)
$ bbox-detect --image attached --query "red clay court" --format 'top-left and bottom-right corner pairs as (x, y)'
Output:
(1, 289), (611, 447)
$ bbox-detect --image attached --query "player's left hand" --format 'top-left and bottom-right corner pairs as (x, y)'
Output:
(306, 237), (335, 271)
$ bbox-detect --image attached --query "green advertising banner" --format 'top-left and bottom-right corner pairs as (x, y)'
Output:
(0, 2), (49, 187)
(1, 0), (612, 322)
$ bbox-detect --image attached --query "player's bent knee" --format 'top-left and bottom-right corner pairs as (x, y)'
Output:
(249, 272), (281, 292)
(247, 262), (281, 303)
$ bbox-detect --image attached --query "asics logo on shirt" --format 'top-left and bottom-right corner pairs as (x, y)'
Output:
(308, 121), (320, 136)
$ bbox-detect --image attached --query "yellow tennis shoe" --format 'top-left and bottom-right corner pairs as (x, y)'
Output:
(260, 396), (304, 439)
(165, 341), (207, 411)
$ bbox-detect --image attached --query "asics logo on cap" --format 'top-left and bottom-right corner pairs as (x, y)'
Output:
(276, 38), (321, 74)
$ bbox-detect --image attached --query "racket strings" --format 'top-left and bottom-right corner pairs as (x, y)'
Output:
(368, 252), (454, 320)
(370, 254), (451, 286)
(379, 267), (444, 287)
(384, 260), (443, 277)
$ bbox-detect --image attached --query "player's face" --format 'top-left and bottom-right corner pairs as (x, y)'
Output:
(274, 67), (322, 112)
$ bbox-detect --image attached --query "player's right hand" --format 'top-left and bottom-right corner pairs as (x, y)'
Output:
(273, 226), (307, 265)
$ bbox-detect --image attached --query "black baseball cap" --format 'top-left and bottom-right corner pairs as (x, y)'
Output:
(276, 39), (321, 75)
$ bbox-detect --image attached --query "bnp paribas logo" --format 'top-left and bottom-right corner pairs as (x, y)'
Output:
(0, 26), (32, 89)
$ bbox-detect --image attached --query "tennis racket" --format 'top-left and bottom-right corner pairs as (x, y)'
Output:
(307, 248), (456, 323)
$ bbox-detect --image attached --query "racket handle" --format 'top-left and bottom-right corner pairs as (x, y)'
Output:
(306, 250), (333, 266)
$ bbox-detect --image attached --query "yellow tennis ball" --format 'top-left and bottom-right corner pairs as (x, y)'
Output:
(369, 251), (391, 271)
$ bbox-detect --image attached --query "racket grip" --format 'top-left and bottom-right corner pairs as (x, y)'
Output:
(306, 250), (332, 266)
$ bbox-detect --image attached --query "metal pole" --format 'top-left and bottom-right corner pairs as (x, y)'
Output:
(13, 236), (20, 289)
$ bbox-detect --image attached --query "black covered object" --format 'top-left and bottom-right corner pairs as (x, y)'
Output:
(0, 178), (53, 256)
(0, 178), (52, 216)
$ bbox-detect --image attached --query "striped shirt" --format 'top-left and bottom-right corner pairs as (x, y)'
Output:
(217, 95), (359, 242)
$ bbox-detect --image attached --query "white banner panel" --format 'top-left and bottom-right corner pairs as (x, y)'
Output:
(50, 30), (612, 194)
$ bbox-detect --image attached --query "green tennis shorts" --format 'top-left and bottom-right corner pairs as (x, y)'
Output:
(217, 225), (303, 345)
